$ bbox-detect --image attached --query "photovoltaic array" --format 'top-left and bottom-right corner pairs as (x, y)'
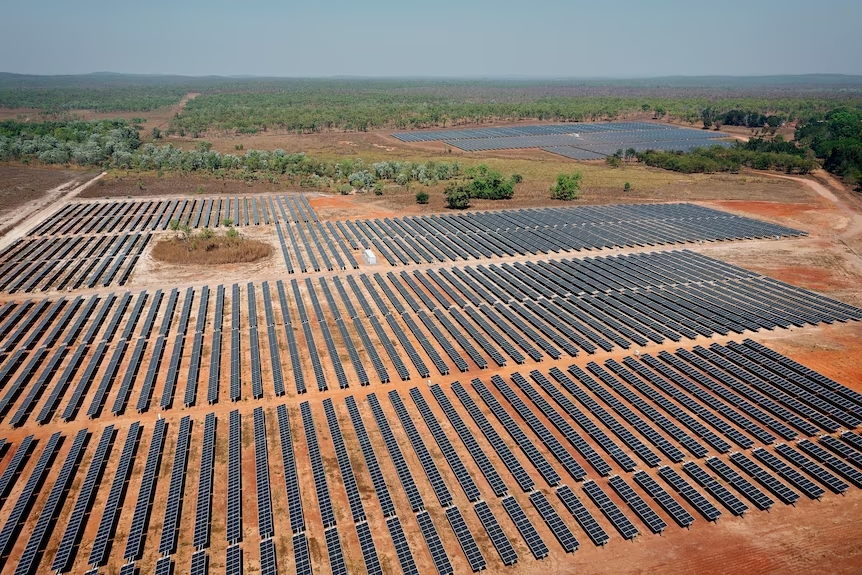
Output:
(392, 121), (732, 156)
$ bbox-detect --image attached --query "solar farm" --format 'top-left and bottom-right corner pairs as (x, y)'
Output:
(0, 188), (861, 575)
(391, 121), (733, 158)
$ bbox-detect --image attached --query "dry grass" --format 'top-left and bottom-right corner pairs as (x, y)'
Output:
(151, 236), (273, 265)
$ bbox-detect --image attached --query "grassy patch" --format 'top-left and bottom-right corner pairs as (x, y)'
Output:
(151, 235), (273, 265)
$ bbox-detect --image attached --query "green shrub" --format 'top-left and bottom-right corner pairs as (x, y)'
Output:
(550, 172), (582, 200)
(444, 184), (471, 209)
(415, 191), (429, 204)
(463, 164), (516, 199)
(635, 144), (817, 174)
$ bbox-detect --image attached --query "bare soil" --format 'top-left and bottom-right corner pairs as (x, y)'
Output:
(0, 165), (91, 233)
(78, 172), (285, 199)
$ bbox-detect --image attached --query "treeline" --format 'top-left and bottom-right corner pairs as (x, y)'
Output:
(0, 119), (141, 165)
(170, 91), (854, 135)
(795, 108), (862, 186)
(0, 118), (469, 189)
(0, 87), (189, 113)
(701, 108), (783, 129)
(2, 74), (859, 132)
(634, 143), (817, 174)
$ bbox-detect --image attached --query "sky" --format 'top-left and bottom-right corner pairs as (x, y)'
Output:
(1, 0), (860, 77)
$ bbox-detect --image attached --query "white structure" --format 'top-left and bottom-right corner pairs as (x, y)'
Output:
(363, 249), (377, 265)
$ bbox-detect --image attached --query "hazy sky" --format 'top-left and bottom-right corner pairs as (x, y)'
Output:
(1, 0), (860, 77)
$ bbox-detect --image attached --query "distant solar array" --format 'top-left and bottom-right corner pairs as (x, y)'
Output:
(392, 121), (732, 156)
(393, 121), (676, 142)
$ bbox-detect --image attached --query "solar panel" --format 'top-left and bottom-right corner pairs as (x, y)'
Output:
(751, 447), (826, 500)
(471, 378), (560, 486)
(384, 313), (429, 378)
(184, 331), (204, 406)
(226, 410), (242, 543)
(474, 501), (518, 566)
(154, 556), (172, 575)
(682, 461), (749, 517)
(450, 382), (534, 492)
(325, 527), (347, 575)
(301, 401), (336, 528)
(821, 435), (862, 470)
(89, 423), (140, 568)
(389, 390), (453, 507)
(251, 407), (275, 539)
(775, 443), (847, 494)
(207, 331), (222, 404)
(571, 364), (684, 463)
(658, 466), (721, 522)
(512, 372), (612, 475)
(583, 479), (640, 539)
(387, 517), (419, 575)
(134, 335), (165, 413)
(796, 440), (862, 489)
(0, 431), (61, 559)
(52, 425), (114, 572)
(417, 510), (455, 574)
(248, 327), (264, 398)
(729, 452), (799, 505)
(366, 393), (424, 512)
(445, 506), (486, 571)
(190, 549), (208, 575)
(589, 361), (706, 459)
(344, 396), (396, 517)
(608, 475), (667, 534)
(430, 384), (508, 497)
(409, 387), (482, 501)
(0, 435), (34, 502)
(356, 521), (383, 575)
(491, 374), (587, 481)
(225, 544), (242, 575)
(193, 413), (216, 550)
(276, 404), (305, 533)
(124, 418), (167, 560)
(502, 494), (549, 559)
(632, 470), (695, 528)
(293, 533), (312, 575)
(14, 428), (87, 575)
(528, 490), (579, 552)
(159, 333), (185, 409)
(260, 537), (278, 575)
(705, 456), (774, 511)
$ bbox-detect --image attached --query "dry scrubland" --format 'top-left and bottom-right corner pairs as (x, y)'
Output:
(0, 121), (861, 575)
(151, 235), (273, 265)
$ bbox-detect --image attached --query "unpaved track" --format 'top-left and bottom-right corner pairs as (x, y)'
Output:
(758, 171), (862, 241)
(0, 171), (105, 252)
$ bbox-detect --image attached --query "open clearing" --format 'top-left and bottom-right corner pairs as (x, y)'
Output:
(0, 150), (860, 575)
